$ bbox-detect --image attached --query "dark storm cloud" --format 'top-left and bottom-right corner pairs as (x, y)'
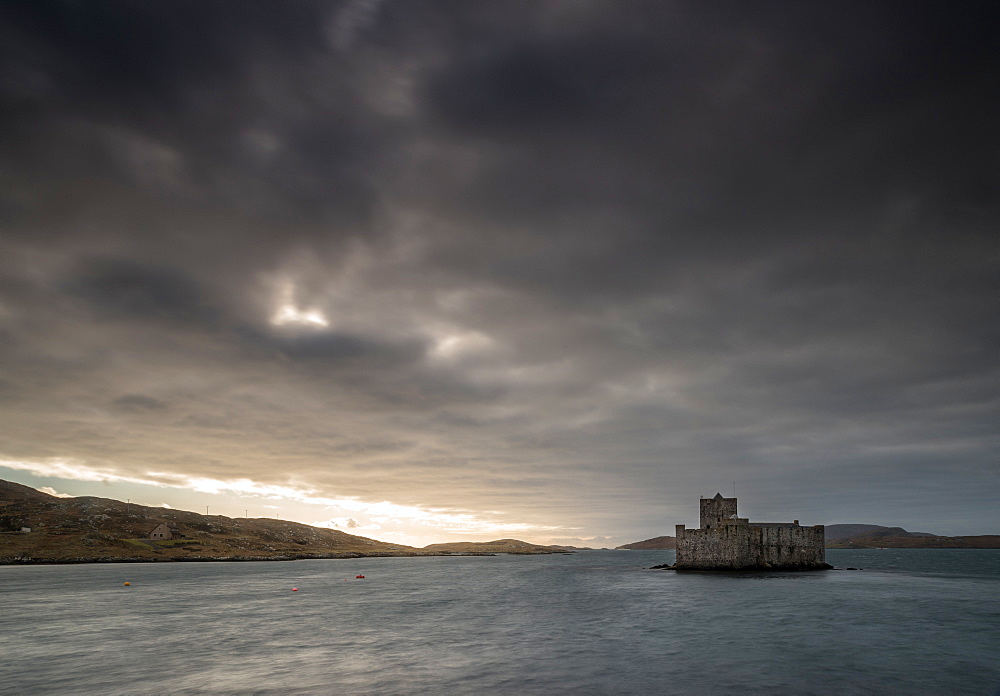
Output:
(0, 0), (996, 540)
(66, 258), (219, 324)
(233, 325), (427, 367)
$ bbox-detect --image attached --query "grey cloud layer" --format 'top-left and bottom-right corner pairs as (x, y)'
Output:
(0, 0), (996, 536)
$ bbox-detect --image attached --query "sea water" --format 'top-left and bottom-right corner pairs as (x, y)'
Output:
(1, 549), (997, 695)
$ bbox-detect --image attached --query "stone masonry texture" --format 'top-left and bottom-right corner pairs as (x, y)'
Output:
(674, 494), (830, 571)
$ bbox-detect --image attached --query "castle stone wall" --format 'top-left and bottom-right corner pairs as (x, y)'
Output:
(675, 495), (829, 571)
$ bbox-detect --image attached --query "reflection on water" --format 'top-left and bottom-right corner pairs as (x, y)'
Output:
(1, 550), (998, 695)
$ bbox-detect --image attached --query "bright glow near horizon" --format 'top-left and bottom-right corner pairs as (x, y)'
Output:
(0, 457), (562, 547)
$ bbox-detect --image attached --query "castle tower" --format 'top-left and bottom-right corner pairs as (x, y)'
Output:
(699, 492), (738, 529)
(675, 493), (830, 571)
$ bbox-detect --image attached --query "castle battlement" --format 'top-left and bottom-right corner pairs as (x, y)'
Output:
(674, 493), (830, 571)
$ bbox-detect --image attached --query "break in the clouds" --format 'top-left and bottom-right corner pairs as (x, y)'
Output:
(0, 1), (996, 544)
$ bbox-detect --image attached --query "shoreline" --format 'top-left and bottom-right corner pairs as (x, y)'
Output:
(0, 552), (473, 566)
(0, 550), (585, 565)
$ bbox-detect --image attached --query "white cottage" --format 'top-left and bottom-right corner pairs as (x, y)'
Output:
(148, 522), (183, 540)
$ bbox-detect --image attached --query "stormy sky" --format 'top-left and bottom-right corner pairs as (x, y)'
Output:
(0, 0), (996, 545)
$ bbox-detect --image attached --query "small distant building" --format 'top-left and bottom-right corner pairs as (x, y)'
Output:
(148, 522), (183, 540)
(675, 493), (830, 571)
(20, 527), (31, 533)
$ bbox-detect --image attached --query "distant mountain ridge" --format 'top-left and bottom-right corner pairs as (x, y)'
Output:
(824, 524), (999, 549)
(824, 524), (936, 542)
(617, 524), (1000, 550)
(0, 479), (567, 563)
(422, 539), (571, 554)
(616, 536), (676, 550)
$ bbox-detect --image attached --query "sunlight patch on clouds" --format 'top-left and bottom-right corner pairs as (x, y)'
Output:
(273, 304), (329, 327)
(270, 280), (329, 328)
(428, 327), (495, 361)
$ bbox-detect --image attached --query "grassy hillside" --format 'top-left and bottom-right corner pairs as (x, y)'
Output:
(0, 479), (423, 563)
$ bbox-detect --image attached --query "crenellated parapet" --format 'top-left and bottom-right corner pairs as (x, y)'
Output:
(675, 494), (831, 571)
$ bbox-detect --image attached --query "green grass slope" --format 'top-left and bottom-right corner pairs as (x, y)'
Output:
(1, 479), (425, 563)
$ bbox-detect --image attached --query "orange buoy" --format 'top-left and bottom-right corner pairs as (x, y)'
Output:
(123, 582), (131, 586)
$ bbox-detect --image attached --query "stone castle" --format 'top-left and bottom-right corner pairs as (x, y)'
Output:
(674, 493), (830, 571)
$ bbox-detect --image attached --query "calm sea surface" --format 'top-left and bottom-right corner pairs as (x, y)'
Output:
(1, 549), (998, 695)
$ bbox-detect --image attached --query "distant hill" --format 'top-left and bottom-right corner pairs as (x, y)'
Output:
(421, 539), (571, 554)
(1, 479), (430, 563)
(616, 536), (676, 550)
(827, 529), (1000, 549)
(825, 524), (935, 543)
(0, 479), (55, 502)
(827, 524), (999, 548)
(617, 525), (998, 550)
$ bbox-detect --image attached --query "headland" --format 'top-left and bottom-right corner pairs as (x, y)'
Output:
(0, 479), (570, 564)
